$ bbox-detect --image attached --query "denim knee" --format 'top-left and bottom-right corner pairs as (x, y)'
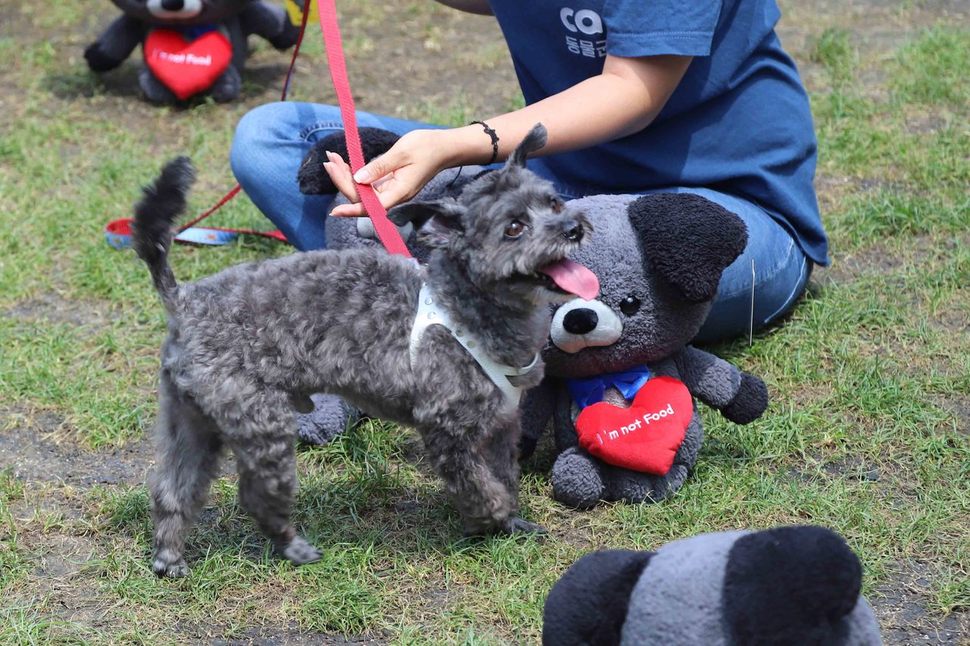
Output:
(231, 103), (281, 183)
(694, 224), (811, 344)
(650, 187), (812, 344)
(230, 102), (334, 250)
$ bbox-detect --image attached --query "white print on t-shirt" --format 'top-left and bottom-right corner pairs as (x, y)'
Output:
(560, 7), (603, 34)
(560, 7), (606, 58)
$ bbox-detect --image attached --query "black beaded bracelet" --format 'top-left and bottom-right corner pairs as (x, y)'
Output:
(470, 120), (500, 165)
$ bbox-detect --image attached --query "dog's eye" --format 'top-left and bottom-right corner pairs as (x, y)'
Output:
(504, 220), (527, 239)
(620, 296), (641, 316)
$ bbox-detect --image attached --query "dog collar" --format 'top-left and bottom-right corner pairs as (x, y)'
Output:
(410, 283), (539, 408)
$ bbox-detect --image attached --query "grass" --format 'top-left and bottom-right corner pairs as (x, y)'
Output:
(809, 27), (856, 88)
(0, 471), (28, 591)
(892, 26), (970, 106)
(0, 1), (968, 643)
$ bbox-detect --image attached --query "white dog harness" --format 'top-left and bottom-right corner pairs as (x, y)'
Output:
(410, 283), (539, 408)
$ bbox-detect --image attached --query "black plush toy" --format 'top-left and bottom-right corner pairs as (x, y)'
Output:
(543, 525), (883, 645)
(85, 0), (299, 103)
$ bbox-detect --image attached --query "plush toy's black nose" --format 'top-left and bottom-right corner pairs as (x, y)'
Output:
(562, 221), (585, 243)
(162, 0), (185, 10)
(563, 308), (598, 335)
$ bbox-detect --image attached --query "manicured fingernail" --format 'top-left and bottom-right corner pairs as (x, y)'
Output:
(353, 168), (371, 183)
(325, 151), (337, 162)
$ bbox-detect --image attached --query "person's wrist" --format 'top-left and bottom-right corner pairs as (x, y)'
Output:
(468, 120), (499, 164)
(436, 125), (500, 167)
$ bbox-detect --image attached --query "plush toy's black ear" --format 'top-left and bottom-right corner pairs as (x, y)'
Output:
(388, 198), (465, 249)
(629, 193), (748, 303)
(542, 550), (653, 646)
(722, 525), (863, 645)
(297, 127), (400, 194)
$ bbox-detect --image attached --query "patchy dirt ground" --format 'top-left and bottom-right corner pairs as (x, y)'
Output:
(1, 0), (967, 643)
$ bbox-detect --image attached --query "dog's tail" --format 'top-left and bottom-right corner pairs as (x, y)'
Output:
(132, 157), (195, 312)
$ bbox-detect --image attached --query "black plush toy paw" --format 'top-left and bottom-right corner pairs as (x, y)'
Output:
(209, 66), (242, 103)
(84, 42), (122, 72)
(721, 371), (769, 424)
(138, 68), (178, 105)
(297, 127), (402, 195)
(269, 15), (301, 50)
(550, 447), (606, 510)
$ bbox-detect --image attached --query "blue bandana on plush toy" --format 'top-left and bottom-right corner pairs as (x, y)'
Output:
(566, 366), (652, 408)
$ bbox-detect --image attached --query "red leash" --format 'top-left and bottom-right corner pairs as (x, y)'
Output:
(314, 0), (411, 258)
(171, 0), (314, 237)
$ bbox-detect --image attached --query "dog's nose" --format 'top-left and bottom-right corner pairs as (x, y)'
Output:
(563, 308), (598, 335)
(562, 221), (585, 243)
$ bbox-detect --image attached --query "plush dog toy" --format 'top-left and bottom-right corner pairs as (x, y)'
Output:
(542, 525), (883, 645)
(518, 192), (769, 509)
(85, 0), (299, 103)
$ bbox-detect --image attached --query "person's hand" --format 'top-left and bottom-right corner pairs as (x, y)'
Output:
(324, 129), (454, 217)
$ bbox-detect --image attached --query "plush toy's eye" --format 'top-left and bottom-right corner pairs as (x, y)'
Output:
(620, 295), (641, 316)
(504, 220), (527, 239)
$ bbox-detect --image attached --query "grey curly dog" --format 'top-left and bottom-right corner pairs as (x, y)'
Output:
(132, 125), (596, 577)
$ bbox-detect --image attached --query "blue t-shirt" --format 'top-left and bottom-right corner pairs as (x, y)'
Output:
(487, 0), (829, 265)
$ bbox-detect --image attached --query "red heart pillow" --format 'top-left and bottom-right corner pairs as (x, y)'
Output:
(575, 376), (692, 475)
(144, 29), (232, 100)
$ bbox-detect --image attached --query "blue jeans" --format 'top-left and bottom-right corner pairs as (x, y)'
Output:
(662, 187), (811, 344)
(230, 101), (811, 343)
(231, 102), (443, 251)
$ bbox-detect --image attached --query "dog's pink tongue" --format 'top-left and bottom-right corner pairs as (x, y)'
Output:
(539, 259), (600, 300)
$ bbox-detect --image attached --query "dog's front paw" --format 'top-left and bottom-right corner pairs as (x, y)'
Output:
(503, 517), (548, 536)
(280, 535), (321, 566)
(462, 516), (547, 538)
(152, 550), (189, 578)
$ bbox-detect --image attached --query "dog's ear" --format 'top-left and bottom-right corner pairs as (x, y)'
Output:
(387, 198), (463, 228)
(507, 123), (547, 168)
(388, 198), (465, 248)
(628, 193), (748, 303)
